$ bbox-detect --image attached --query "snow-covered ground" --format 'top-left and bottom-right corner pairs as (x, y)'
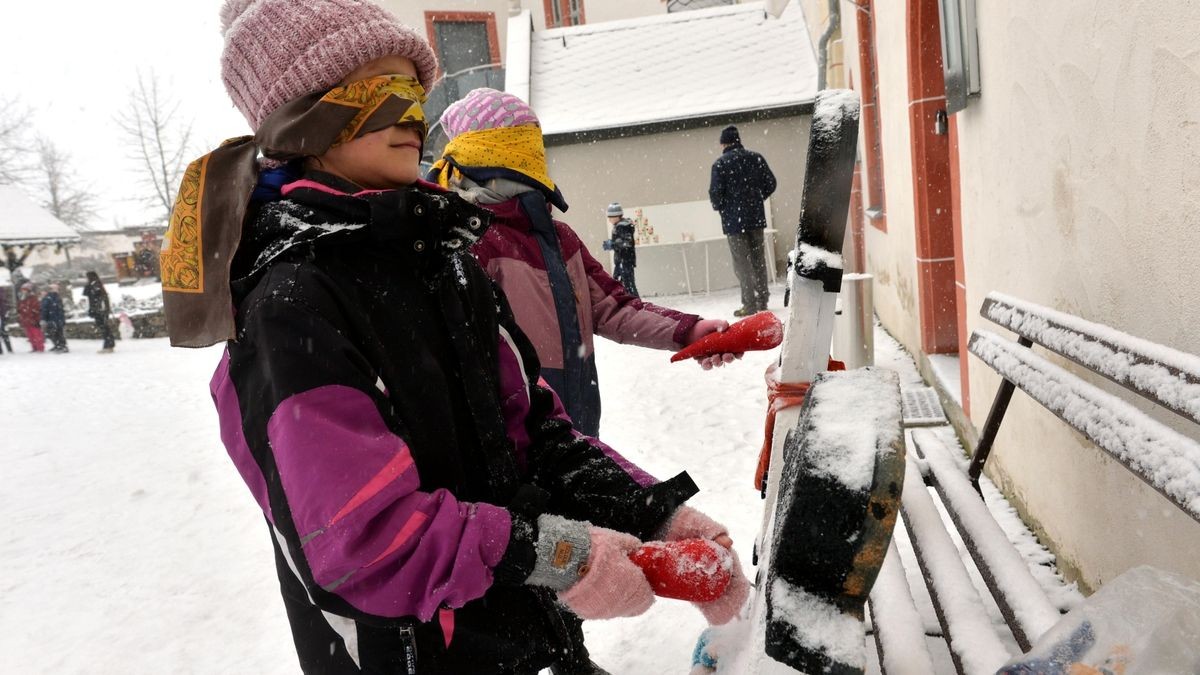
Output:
(0, 285), (1077, 673)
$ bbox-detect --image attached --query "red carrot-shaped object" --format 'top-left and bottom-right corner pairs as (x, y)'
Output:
(628, 539), (733, 602)
(670, 311), (783, 363)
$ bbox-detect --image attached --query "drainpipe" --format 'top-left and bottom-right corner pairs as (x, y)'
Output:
(816, 0), (841, 91)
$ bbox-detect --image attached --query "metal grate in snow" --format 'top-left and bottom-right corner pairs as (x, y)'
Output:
(902, 387), (947, 427)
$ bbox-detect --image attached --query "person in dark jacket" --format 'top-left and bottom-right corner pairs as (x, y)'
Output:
(708, 125), (777, 316)
(0, 289), (12, 354)
(40, 284), (68, 353)
(164, 3), (749, 673)
(603, 202), (638, 297)
(83, 271), (115, 353)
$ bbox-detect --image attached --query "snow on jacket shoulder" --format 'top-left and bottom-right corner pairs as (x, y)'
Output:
(210, 176), (696, 673)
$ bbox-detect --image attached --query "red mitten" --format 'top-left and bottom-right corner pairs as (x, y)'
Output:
(694, 548), (750, 625)
(558, 527), (656, 620)
(671, 311), (783, 363)
(629, 539), (733, 602)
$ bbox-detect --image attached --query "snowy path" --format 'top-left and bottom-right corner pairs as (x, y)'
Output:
(1, 286), (1076, 673)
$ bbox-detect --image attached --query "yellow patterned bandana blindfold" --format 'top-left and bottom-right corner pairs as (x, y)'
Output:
(324, 74), (428, 148)
(159, 75), (427, 348)
(431, 125), (556, 194)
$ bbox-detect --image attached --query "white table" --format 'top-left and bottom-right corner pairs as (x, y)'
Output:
(615, 229), (778, 296)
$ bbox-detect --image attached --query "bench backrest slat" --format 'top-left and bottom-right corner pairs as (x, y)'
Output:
(969, 329), (1200, 524)
(981, 292), (1200, 427)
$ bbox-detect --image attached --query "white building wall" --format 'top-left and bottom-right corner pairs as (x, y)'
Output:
(842, 0), (1200, 590)
(545, 115), (811, 270)
(583, 0), (664, 24)
(953, 1), (1200, 591)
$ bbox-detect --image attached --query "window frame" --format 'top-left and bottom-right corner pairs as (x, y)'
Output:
(543, 0), (586, 28)
(423, 11), (502, 78)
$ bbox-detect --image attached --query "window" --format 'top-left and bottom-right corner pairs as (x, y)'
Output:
(424, 12), (501, 78)
(543, 0), (586, 28)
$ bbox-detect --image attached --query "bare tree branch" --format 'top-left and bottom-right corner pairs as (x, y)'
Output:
(34, 136), (98, 231)
(114, 70), (193, 226)
(0, 96), (33, 184)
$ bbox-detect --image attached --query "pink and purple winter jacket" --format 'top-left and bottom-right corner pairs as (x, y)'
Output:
(472, 196), (701, 436)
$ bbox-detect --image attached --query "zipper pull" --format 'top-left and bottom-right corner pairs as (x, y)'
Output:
(399, 625), (418, 674)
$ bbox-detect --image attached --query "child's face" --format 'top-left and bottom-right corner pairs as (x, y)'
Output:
(312, 56), (423, 190)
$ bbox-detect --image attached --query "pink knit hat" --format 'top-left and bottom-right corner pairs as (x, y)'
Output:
(439, 88), (540, 141)
(220, 0), (438, 131)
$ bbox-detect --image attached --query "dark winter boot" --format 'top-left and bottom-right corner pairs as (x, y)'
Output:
(733, 306), (754, 318)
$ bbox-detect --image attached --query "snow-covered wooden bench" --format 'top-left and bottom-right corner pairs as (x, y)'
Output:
(864, 293), (1200, 675)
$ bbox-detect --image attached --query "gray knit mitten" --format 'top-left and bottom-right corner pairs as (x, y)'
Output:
(525, 514), (593, 591)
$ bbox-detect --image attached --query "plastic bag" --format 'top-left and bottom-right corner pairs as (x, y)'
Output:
(999, 565), (1200, 675)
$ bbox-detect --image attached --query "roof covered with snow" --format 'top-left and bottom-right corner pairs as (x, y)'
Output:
(525, 2), (818, 136)
(0, 184), (81, 246)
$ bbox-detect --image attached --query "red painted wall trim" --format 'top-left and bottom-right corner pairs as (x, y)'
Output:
(850, 162), (866, 273)
(906, 0), (958, 355)
(424, 11), (502, 78)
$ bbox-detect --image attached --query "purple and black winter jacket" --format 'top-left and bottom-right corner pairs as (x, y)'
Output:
(211, 172), (697, 674)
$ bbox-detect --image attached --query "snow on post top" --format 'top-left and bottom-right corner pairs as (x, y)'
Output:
(796, 242), (843, 274)
(810, 89), (861, 143)
(803, 368), (902, 492)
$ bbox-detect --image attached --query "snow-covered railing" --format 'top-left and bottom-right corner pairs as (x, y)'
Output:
(968, 292), (1200, 530)
(980, 293), (1200, 425)
(968, 329), (1200, 522)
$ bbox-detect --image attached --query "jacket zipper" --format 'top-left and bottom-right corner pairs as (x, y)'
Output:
(399, 625), (418, 674)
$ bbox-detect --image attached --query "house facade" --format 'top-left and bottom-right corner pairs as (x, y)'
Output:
(379, 0), (749, 77)
(506, 3), (817, 295)
(815, 0), (1200, 590)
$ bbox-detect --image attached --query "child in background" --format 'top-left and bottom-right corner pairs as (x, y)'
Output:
(430, 89), (741, 438)
(39, 284), (67, 353)
(17, 283), (43, 352)
(165, 1), (749, 673)
(603, 202), (638, 297)
(0, 288), (12, 354)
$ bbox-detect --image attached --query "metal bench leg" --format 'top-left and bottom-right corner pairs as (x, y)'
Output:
(968, 336), (1033, 493)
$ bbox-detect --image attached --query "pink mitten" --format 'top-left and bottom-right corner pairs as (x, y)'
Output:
(662, 507), (749, 625)
(662, 506), (729, 543)
(694, 547), (750, 625)
(558, 527), (656, 620)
